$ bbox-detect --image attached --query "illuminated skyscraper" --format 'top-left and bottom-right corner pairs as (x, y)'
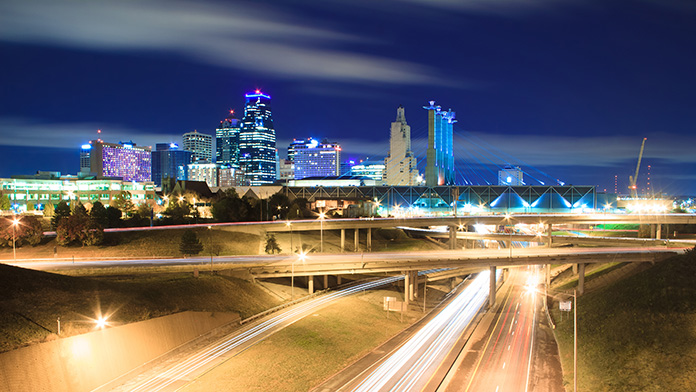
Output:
(86, 139), (152, 182)
(385, 105), (418, 186)
(239, 90), (276, 185)
(216, 110), (241, 167)
(152, 143), (192, 188)
(423, 101), (455, 186)
(183, 130), (213, 163)
(293, 138), (341, 180)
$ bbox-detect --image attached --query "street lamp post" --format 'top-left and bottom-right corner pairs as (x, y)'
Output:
(319, 212), (326, 253)
(286, 221), (293, 254)
(292, 251), (307, 300)
(12, 217), (19, 260)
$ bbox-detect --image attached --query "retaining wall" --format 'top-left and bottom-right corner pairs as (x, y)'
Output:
(0, 311), (240, 392)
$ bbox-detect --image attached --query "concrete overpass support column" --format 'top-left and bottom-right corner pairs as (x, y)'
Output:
(578, 263), (586, 296)
(308, 276), (314, 295)
(354, 228), (360, 252)
(489, 266), (497, 308)
(449, 226), (457, 250)
(546, 264), (551, 287)
(651, 224), (657, 239)
(546, 224), (553, 248)
(324, 275), (329, 290)
(341, 229), (345, 252)
(656, 224), (662, 239)
(404, 271), (410, 306)
(572, 263), (578, 275)
(337, 275), (342, 285)
(413, 271), (419, 298)
(367, 228), (372, 251)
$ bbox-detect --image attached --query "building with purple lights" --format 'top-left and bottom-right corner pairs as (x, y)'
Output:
(293, 138), (341, 180)
(85, 139), (152, 182)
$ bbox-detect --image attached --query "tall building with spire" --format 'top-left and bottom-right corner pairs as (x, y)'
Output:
(423, 101), (455, 186)
(385, 105), (418, 186)
(239, 90), (276, 185)
(216, 110), (241, 168)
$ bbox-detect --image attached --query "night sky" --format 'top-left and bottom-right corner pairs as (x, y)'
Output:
(1, 1), (695, 195)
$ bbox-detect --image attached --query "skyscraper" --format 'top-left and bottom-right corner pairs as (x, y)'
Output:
(216, 110), (241, 168)
(293, 138), (341, 180)
(423, 101), (455, 186)
(183, 130), (213, 163)
(385, 105), (418, 186)
(86, 139), (152, 182)
(151, 143), (192, 188)
(239, 90), (276, 185)
(498, 166), (524, 186)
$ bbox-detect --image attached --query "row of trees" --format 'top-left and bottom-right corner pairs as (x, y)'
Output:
(0, 215), (43, 248)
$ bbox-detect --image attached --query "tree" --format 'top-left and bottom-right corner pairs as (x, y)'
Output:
(265, 233), (281, 254)
(0, 194), (10, 211)
(0, 216), (43, 248)
(212, 194), (249, 222)
(51, 201), (71, 230)
(180, 229), (203, 256)
(105, 206), (122, 228)
(164, 201), (191, 224)
(268, 192), (291, 220)
(73, 200), (88, 217)
(111, 191), (135, 216)
(43, 202), (55, 218)
(90, 201), (108, 227)
(56, 214), (103, 246)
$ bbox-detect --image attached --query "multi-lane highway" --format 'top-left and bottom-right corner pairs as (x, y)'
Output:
(339, 271), (491, 392)
(440, 266), (562, 392)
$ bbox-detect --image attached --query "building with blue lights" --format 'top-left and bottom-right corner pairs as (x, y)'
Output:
(216, 111), (241, 167)
(151, 143), (192, 188)
(351, 160), (385, 183)
(293, 138), (341, 180)
(424, 101), (455, 186)
(85, 139), (152, 182)
(239, 90), (276, 185)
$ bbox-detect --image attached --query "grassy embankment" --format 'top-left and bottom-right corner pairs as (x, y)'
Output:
(180, 287), (441, 392)
(549, 249), (696, 391)
(0, 264), (282, 353)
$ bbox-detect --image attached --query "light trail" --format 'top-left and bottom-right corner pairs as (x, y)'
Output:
(128, 275), (404, 392)
(351, 271), (491, 392)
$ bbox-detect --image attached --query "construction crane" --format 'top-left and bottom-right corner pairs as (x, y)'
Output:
(629, 137), (647, 198)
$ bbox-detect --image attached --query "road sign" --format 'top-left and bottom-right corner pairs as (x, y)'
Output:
(560, 300), (572, 312)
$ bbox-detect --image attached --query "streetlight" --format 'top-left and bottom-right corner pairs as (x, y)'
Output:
(286, 221), (293, 254)
(292, 251), (307, 300)
(318, 212), (326, 253)
(11, 216), (19, 260)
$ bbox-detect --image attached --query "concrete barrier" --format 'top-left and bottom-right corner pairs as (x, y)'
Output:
(0, 311), (240, 392)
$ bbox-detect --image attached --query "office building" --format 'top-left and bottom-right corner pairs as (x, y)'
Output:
(293, 138), (341, 180)
(85, 139), (152, 182)
(151, 143), (192, 188)
(385, 105), (418, 186)
(351, 160), (385, 183)
(288, 138), (311, 163)
(239, 90), (276, 185)
(1, 174), (155, 212)
(216, 110), (241, 168)
(186, 162), (220, 188)
(183, 130), (213, 163)
(498, 166), (524, 186)
(423, 101), (455, 186)
(277, 159), (294, 182)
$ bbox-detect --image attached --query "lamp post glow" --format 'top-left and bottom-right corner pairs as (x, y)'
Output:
(286, 221), (293, 254)
(11, 217), (19, 260)
(319, 212), (326, 253)
(292, 251), (307, 300)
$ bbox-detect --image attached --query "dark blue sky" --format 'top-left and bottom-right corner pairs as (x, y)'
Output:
(1, 0), (695, 194)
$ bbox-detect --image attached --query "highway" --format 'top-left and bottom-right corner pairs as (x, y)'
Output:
(441, 267), (557, 392)
(334, 271), (491, 392)
(8, 247), (684, 277)
(110, 275), (404, 392)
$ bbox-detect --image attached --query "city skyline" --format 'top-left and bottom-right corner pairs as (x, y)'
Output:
(1, 1), (695, 194)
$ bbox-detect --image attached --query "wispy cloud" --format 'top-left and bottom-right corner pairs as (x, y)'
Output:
(0, 117), (182, 149)
(0, 1), (442, 85)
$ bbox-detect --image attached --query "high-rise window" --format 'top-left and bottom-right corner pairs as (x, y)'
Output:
(183, 130), (213, 163)
(216, 111), (241, 168)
